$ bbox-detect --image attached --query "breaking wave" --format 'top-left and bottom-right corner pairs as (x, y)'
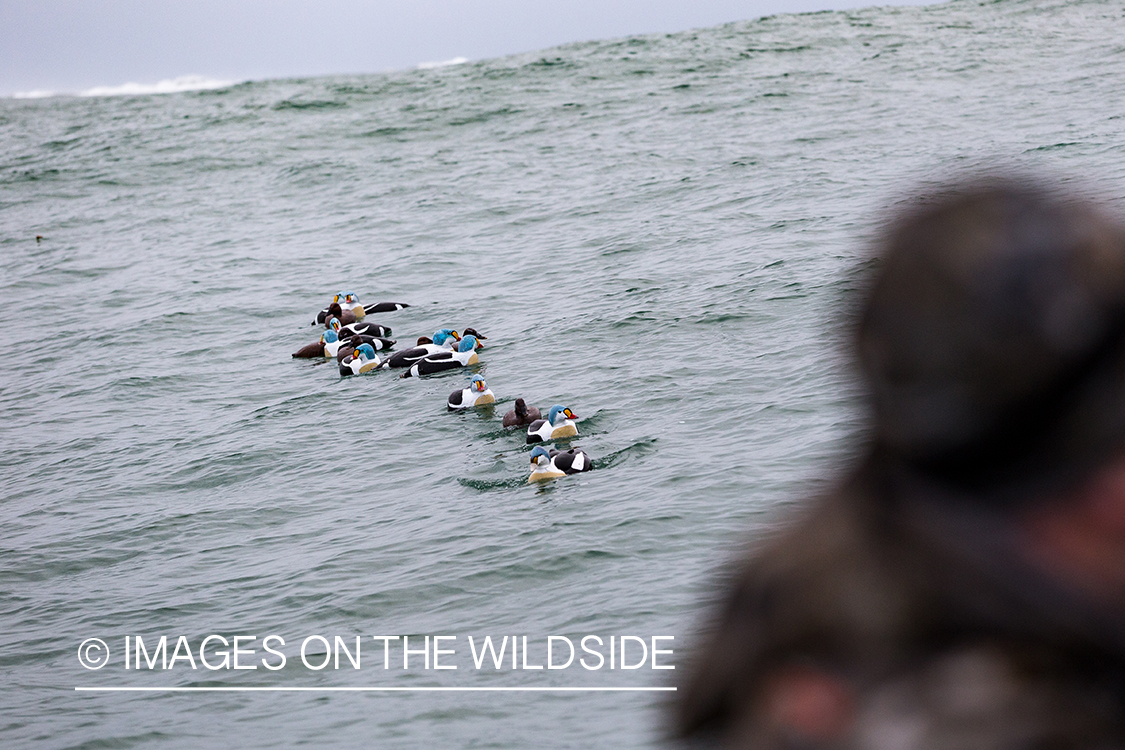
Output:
(11, 75), (236, 99)
(418, 56), (469, 70)
(80, 75), (235, 97)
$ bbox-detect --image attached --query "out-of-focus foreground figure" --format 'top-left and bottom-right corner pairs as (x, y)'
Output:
(677, 182), (1125, 748)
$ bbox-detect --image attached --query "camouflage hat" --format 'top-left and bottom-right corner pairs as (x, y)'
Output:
(858, 181), (1125, 500)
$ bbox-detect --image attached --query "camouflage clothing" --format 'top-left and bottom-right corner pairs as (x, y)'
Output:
(677, 460), (1125, 748)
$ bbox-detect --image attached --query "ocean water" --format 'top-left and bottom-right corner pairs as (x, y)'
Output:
(3, 0), (1125, 747)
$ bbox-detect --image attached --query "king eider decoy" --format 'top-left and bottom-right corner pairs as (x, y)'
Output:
(339, 343), (380, 376)
(309, 292), (362, 325)
(526, 405), (578, 444)
(335, 334), (397, 362)
(448, 374), (496, 409)
(379, 329), (460, 369)
(400, 335), (481, 378)
(528, 446), (592, 482)
(363, 301), (409, 315)
(340, 320), (392, 338)
(312, 293), (410, 325)
(338, 291), (366, 319)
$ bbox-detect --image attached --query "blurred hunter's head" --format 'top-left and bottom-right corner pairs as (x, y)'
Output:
(859, 180), (1125, 504)
(675, 179), (1125, 749)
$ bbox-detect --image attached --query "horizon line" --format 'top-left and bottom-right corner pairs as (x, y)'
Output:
(4, 0), (943, 99)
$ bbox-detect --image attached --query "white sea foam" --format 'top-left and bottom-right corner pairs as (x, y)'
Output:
(80, 75), (235, 97)
(418, 57), (469, 70)
(10, 75), (235, 100)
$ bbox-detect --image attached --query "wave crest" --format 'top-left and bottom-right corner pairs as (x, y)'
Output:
(11, 75), (236, 99)
(418, 57), (469, 70)
(80, 75), (235, 97)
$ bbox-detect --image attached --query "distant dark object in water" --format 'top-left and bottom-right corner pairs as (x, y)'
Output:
(503, 398), (541, 427)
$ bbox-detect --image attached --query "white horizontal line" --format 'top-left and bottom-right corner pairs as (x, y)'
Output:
(75, 686), (675, 692)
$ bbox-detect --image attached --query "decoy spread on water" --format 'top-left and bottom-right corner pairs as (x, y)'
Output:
(295, 293), (592, 481)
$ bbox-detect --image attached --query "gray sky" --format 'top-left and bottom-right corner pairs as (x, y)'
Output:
(1, 0), (936, 96)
